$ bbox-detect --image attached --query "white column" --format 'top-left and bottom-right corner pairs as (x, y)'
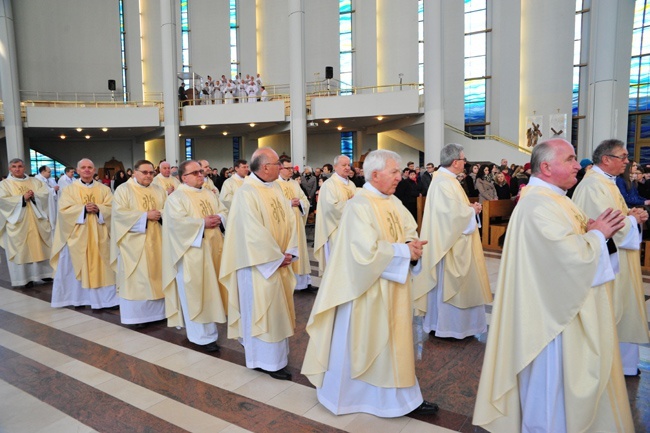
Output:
(0, 0), (24, 161)
(519, 0), (574, 147)
(584, 0), (635, 156)
(288, 0), (307, 168)
(161, 0), (181, 165)
(424, 0), (444, 165)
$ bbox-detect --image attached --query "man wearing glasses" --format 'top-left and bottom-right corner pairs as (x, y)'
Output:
(110, 160), (167, 328)
(276, 155), (317, 293)
(414, 143), (492, 340)
(160, 160), (228, 352)
(221, 148), (298, 380)
(51, 158), (117, 309)
(573, 139), (650, 377)
(220, 159), (249, 210)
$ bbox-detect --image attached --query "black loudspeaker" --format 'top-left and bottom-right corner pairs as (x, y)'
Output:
(108, 79), (116, 91)
(325, 66), (333, 79)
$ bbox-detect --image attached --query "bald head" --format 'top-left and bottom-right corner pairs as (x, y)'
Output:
(250, 148), (281, 182)
(77, 158), (96, 183)
(530, 138), (580, 190)
(159, 161), (171, 177)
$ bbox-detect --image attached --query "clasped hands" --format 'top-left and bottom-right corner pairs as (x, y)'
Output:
(628, 207), (649, 225)
(147, 210), (162, 221)
(407, 239), (428, 261)
(203, 214), (222, 229)
(85, 203), (100, 214)
(587, 208), (626, 240)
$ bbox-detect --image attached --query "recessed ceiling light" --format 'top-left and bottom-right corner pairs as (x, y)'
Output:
(222, 132), (228, 136)
(60, 135), (66, 139)
(250, 123), (256, 127)
(200, 125), (207, 130)
(377, 116), (384, 121)
(102, 128), (108, 132)
(323, 119), (330, 124)
(337, 126), (343, 131)
(85, 135), (91, 139)
(76, 128), (83, 132)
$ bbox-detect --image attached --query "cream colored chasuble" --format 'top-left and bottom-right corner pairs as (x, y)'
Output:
(161, 184), (228, 327)
(474, 184), (634, 433)
(51, 181), (114, 289)
(276, 177), (311, 276)
(110, 178), (166, 300)
(221, 176), (298, 343)
(303, 188), (418, 388)
(573, 169), (650, 344)
(0, 176), (51, 264)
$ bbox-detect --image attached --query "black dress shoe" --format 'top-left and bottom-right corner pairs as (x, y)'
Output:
(203, 342), (220, 352)
(133, 323), (147, 330)
(305, 284), (319, 293)
(41, 277), (53, 282)
(256, 367), (292, 381)
(24, 281), (34, 288)
(410, 400), (439, 416)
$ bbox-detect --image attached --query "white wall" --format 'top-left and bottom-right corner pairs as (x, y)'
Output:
(14, 0), (122, 94)
(144, 138), (166, 166)
(257, 0), (290, 85)
(377, 133), (420, 166)
(355, 0), (377, 88)
(188, 0), (230, 81)
(304, 1), (339, 84)
(442, 1), (465, 128)
(194, 136), (239, 170)
(377, 0), (418, 87)
(141, 0), (163, 97)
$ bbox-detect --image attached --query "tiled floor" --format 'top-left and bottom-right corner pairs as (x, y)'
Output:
(0, 242), (648, 432)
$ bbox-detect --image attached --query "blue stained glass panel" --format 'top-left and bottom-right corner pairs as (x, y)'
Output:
(574, 40), (581, 65)
(29, 150), (67, 179)
(632, 28), (643, 55)
(340, 33), (352, 52)
(230, 0), (237, 27)
(640, 113), (650, 139)
(630, 86), (639, 111)
(639, 83), (650, 111)
(341, 131), (353, 160)
(339, 0), (352, 14)
(574, 14), (581, 41)
(340, 15), (351, 34)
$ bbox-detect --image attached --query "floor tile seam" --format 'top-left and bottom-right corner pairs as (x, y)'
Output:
(0, 308), (348, 433)
(0, 338), (253, 433)
(0, 346), (192, 433)
(0, 287), (328, 416)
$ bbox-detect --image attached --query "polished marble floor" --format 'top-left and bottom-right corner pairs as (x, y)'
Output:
(0, 243), (648, 433)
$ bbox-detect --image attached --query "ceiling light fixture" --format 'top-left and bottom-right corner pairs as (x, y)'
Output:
(102, 127), (108, 132)
(60, 135), (66, 139)
(250, 123), (256, 127)
(85, 135), (91, 139)
(222, 132), (228, 136)
(323, 119), (331, 124)
(76, 128), (83, 132)
(377, 116), (384, 121)
(337, 126), (343, 131)
(200, 125), (207, 130)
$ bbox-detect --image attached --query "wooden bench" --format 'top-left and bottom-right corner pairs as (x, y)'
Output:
(481, 199), (516, 251)
(641, 240), (650, 273)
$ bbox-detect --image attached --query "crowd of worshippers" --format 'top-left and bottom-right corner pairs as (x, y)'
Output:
(178, 73), (269, 106)
(0, 138), (647, 430)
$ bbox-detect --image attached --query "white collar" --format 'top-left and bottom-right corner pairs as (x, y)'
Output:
(528, 176), (566, 196)
(591, 165), (616, 181)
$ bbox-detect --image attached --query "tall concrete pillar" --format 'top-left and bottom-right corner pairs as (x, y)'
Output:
(519, 0), (574, 148)
(288, 0), (307, 168)
(584, 0), (634, 157)
(161, 0), (181, 165)
(423, 0), (444, 164)
(0, 0), (25, 161)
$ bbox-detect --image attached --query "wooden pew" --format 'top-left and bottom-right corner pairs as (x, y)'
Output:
(641, 240), (650, 273)
(481, 199), (516, 251)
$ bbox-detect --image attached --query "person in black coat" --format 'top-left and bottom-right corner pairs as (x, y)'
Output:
(394, 169), (421, 220)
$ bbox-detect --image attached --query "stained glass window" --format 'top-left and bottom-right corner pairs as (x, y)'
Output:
(29, 150), (67, 179)
(340, 1), (353, 95)
(464, 0), (488, 135)
(230, 0), (239, 79)
(118, 0), (128, 102)
(180, 0), (190, 84)
(341, 131), (354, 160)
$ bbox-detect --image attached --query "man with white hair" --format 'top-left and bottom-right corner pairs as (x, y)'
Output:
(474, 139), (633, 432)
(313, 155), (356, 275)
(414, 143), (492, 339)
(152, 161), (180, 195)
(303, 149), (437, 417)
(0, 158), (52, 288)
(51, 158), (117, 309)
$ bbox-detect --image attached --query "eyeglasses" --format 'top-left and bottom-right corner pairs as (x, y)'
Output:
(605, 154), (629, 161)
(280, 166), (293, 170)
(137, 170), (156, 176)
(456, 157), (467, 162)
(182, 169), (205, 177)
(265, 160), (282, 167)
